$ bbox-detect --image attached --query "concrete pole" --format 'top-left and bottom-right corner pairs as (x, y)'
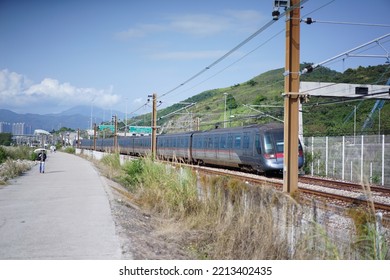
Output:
(93, 123), (97, 151)
(114, 115), (118, 153)
(151, 93), (157, 160)
(283, 0), (300, 194)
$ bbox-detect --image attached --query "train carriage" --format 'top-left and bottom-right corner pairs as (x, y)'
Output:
(191, 123), (304, 174)
(157, 132), (192, 162)
(78, 122), (304, 175)
(118, 136), (133, 155)
(132, 135), (152, 156)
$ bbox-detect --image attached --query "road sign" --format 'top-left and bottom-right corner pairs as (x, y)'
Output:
(129, 126), (152, 134)
(98, 125), (114, 132)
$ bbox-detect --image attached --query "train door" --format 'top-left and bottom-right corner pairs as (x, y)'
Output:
(255, 133), (261, 156)
(220, 134), (227, 162)
(227, 134), (233, 161)
(213, 135), (219, 160)
(243, 132), (251, 157)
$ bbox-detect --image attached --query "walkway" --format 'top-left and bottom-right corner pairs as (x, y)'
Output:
(0, 152), (122, 259)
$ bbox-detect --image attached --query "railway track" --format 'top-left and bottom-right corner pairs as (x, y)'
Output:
(299, 175), (390, 195)
(187, 164), (390, 212)
(298, 175), (390, 212)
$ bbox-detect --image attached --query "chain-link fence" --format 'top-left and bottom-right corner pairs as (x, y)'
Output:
(304, 135), (390, 186)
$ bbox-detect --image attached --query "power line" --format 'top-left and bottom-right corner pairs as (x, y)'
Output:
(160, 0), (308, 98)
(302, 18), (390, 28)
(301, 33), (390, 74)
(166, 29), (285, 99)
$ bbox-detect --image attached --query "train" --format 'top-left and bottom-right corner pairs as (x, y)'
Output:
(78, 123), (304, 175)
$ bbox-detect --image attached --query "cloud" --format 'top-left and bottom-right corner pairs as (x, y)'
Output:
(167, 14), (230, 36)
(0, 69), (120, 113)
(115, 23), (166, 40)
(150, 50), (227, 60)
(132, 97), (144, 104)
(116, 9), (264, 40)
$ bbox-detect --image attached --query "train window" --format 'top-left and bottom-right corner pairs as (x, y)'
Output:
(274, 132), (284, 153)
(234, 135), (241, 149)
(208, 137), (213, 148)
(227, 135), (233, 148)
(194, 138), (199, 148)
(214, 136), (219, 149)
(220, 136), (226, 149)
(243, 134), (250, 149)
(263, 134), (274, 154)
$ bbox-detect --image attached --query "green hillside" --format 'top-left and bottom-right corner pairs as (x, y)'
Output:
(129, 64), (390, 136)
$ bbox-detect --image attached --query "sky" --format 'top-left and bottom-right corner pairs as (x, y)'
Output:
(1, 0), (389, 119)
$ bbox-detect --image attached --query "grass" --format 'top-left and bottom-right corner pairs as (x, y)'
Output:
(0, 146), (35, 184)
(98, 156), (389, 260)
(63, 146), (76, 154)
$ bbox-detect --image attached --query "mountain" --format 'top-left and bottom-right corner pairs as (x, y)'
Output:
(0, 105), (130, 134)
(130, 64), (390, 136)
(0, 109), (94, 132)
(59, 105), (126, 120)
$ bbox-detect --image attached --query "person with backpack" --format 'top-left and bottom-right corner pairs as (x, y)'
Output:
(37, 151), (47, 173)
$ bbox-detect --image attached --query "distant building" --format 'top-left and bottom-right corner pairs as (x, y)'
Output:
(0, 122), (12, 133)
(12, 123), (26, 135)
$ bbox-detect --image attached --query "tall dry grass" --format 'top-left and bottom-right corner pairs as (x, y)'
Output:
(98, 156), (389, 259)
(0, 146), (35, 184)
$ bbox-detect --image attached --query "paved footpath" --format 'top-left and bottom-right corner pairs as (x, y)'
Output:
(0, 152), (122, 259)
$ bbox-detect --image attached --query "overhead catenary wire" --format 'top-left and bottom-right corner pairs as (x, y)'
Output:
(161, 0), (337, 104)
(301, 33), (390, 75)
(160, 0), (308, 99)
(301, 18), (390, 28)
(163, 29), (286, 100)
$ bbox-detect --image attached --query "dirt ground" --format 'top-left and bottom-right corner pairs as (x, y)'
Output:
(100, 176), (196, 260)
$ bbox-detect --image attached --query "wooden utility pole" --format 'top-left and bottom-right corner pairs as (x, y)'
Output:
(283, 0), (300, 194)
(151, 93), (157, 160)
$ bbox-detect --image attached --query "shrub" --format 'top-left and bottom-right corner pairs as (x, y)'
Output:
(120, 159), (144, 190)
(0, 147), (7, 164)
(63, 147), (75, 154)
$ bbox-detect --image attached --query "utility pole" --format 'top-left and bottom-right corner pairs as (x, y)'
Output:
(93, 123), (97, 151)
(283, 0), (300, 194)
(113, 115), (118, 153)
(151, 93), (157, 160)
(77, 128), (80, 149)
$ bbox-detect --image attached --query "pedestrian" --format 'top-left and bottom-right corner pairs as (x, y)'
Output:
(37, 150), (47, 173)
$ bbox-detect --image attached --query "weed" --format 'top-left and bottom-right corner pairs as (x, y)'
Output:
(97, 155), (390, 260)
(0, 158), (34, 184)
(99, 153), (121, 179)
(63, 147), (75, 154)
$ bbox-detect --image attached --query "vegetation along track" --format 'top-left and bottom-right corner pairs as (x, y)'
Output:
(184, 163), (390, 212)
(299, 175), (390, 212)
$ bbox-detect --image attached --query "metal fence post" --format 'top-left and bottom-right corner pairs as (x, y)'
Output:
(361, 135), (364, 183)
(325, 136), (328, 177)
(311, 136), (314, 176)
(342, 136), (345, 180)
(382, 135), (385, 186)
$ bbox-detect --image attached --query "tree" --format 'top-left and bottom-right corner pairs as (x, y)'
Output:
(226, 94), (238, 110)
(0, 133), (12, 146)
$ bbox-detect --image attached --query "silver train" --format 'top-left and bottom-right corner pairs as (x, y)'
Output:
(79, 123), (304, 175)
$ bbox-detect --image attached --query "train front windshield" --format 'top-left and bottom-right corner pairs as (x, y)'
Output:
(263, 130), (303, 159)
(263, 131), (284, 159)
